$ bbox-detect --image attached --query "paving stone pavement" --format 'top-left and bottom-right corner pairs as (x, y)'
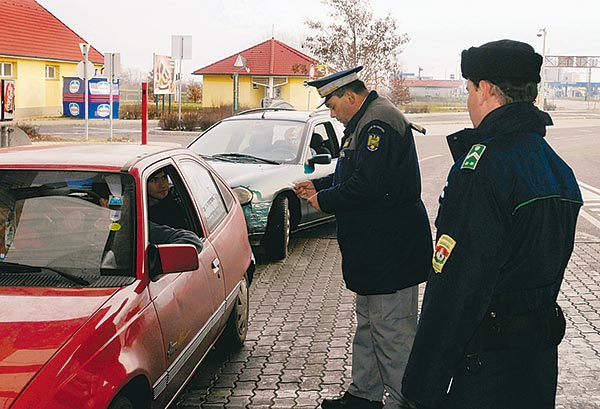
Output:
(176, 223), (600, 409)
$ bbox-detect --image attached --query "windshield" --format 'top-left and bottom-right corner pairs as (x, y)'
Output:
(189, 119), (305, 163)
(0, 170), (136, 287)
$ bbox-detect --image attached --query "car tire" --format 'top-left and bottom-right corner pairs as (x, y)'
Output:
(108, 394), (134, 409)
(223, 273), (250, 350)
(264, 195), (290, 260)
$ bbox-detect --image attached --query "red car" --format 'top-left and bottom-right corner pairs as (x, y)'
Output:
(0, 144), (255, 408)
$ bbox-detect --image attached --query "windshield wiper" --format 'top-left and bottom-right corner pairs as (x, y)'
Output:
(212, 153), (279, 165)
(0, 261), (90, 286)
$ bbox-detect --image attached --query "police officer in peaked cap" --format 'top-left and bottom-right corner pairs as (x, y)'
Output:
(399, 40), (583, 408)
(295, 66), (433, 409)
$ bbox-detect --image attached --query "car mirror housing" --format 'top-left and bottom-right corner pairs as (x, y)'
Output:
(304, 154), (332, 174)
(149, 243), (199, 278)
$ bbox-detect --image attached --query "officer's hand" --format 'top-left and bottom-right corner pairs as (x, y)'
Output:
(306, 193), (321, 211)
(294, 181), (316, 200)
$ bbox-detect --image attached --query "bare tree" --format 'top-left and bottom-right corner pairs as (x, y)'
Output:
(389, 76), (411, 106)
(303, 0), (409, 85)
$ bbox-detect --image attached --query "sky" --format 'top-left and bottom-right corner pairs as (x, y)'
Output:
(37, 0), (600, 82)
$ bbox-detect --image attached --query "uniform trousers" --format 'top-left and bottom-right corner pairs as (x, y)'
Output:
(347, 285), (418, 408)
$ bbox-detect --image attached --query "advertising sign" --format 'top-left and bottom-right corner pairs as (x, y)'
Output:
(153, 54), (175, 95)
(1, 80), (15, 121)
(62, 77), (119, 119)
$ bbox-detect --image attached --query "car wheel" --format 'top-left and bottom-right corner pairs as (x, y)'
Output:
(108, 394), (134, 409)
(264, 195), (290, 260)
(223, 273), (249, 350)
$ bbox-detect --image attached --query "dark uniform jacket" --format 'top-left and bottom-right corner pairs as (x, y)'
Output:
(312, 91), (432, 295)
(402, 102), (583, 408)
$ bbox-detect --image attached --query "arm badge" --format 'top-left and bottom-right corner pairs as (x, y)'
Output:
(366, 125), (384, 152)
(432, 234), (456, 273)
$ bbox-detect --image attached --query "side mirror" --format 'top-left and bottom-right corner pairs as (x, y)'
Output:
(149, 243), (199, 279)
(304, 153), (332, 174)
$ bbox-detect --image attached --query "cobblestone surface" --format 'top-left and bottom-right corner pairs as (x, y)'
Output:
(176, 224), (600, 408)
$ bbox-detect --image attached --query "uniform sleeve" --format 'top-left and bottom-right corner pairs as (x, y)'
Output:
(402, 164), (508, 407)
(312, 174), (334, 191)
(317, 120), (406, 213)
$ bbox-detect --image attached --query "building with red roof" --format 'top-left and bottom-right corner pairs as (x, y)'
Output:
(0, 0), (103, 118)
(403, 79), (464, 99)
(193, 38), (327, 110)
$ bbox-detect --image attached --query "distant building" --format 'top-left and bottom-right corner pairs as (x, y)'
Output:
(0, 0), (103, 118)
(403, 79), (463, 99)
(192, 38), (325, 110)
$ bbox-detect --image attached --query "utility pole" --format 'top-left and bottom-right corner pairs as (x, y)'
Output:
(537, 28), (547, 110)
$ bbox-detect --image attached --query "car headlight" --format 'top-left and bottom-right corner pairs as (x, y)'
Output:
(233, 186), (253, 205)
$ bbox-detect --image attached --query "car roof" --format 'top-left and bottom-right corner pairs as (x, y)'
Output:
(223, 109), (331, 122)
(0, 143), (188, 171)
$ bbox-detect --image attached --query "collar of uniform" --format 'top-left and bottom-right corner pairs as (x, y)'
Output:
(344, 91), (379, 137)
(478, 102), (552, 138)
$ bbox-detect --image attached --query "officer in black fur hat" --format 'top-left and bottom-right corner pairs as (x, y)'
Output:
(295, 66), (433, 409)
(399, 39), (583, 409)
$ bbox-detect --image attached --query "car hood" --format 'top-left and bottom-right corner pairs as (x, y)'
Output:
(0, 288), (117, 405)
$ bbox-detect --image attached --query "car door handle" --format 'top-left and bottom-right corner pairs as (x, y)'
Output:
(211, 258), (220, 275)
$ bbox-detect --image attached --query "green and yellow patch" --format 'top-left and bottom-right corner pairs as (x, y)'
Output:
(432, 234), (456, 273)
(461, 144), (486, 170)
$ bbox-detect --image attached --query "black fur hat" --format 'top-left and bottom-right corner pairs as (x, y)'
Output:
(461, 39), (542, 84)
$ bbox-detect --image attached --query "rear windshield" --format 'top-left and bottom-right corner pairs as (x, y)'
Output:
(0, 170), (136, 287)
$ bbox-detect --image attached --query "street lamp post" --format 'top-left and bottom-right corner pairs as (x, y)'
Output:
(233, 54), (248, 114)
(537, 28), (547, 110)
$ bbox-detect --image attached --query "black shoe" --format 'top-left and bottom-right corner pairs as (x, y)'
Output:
(321, 391), (383, 409)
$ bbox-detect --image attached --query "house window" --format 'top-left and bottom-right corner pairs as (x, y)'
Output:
(45, 65), (59, 80)
(0, 62), (13, 78)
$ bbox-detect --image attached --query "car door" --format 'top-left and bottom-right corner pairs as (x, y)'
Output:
(176, 157), (248, 312)
(301, 120), (342, 222)
(145, 163), (225, 404)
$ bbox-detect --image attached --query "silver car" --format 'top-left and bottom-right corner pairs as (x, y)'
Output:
(188, 108), (343, 260)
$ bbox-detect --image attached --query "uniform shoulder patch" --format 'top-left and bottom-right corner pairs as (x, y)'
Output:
(432, 234), (456, 273)
(461, 144), (486, 170)
(366, 125), (384, 152)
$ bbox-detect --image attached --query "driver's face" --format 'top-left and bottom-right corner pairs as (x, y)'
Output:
(147, 171), (169, 204)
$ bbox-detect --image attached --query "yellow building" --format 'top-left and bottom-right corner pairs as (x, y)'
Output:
(0, 0), (103, 119)
(193, 38), (327, 111)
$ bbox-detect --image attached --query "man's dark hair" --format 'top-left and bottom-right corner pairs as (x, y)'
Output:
(473, 79), (538, 105)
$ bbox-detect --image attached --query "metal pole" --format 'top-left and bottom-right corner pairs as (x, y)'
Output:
(109, 53), (114, 142)
(83, 44), (90, 141)
(178, 58), (182, 123)
(141, 82), (148, 145)
(233, 71), (239, 114)
(539, 28), (547, 111)
(178, 37), (183, 122)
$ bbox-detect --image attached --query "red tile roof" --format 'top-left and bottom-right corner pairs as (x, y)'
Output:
(403, 79), (462, 88)
(192, 38), (318, 77)
(0, 0), (103, 63)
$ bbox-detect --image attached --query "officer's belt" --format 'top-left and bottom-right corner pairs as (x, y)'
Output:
(466, 302), (566, 353)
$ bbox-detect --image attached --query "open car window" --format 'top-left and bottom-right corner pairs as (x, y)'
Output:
(0, 170), (136, 287)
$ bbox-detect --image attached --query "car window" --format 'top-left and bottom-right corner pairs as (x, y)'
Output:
(189, 119), (305, 163)
(178, 160), (228, 233)
(146, 165), (195, 232)
(0, 170), (136, 286)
